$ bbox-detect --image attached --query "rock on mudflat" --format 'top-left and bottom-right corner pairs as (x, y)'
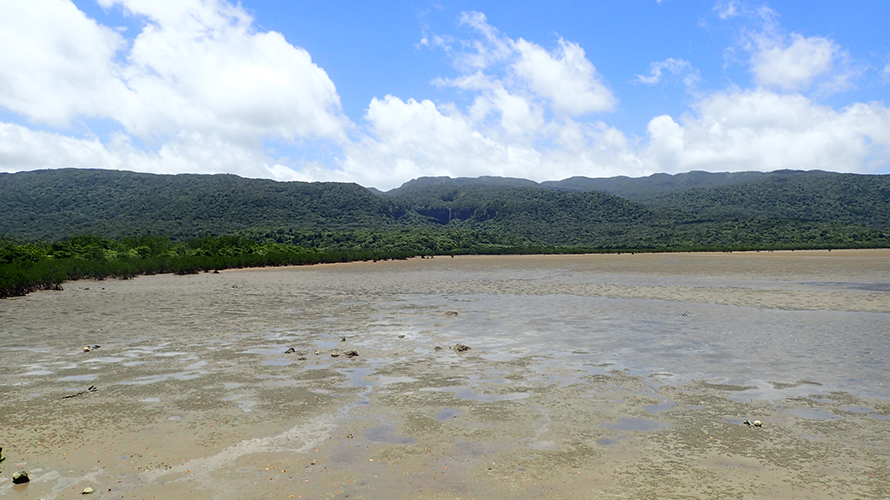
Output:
(12, 471), (29, 484)
(82, 486), (94, 494)
(453, 343), (471, 352)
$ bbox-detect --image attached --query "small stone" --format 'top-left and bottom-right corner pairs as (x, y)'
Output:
(82, 487), (94, 494)
(434, 346), (443, 351)
(330, 351), (339, 357)
(453, 343), (471, 352)
(12, 471), (30, 484)
(753, 420), (762, 427)
(444, 311), (459, 316)
(345, 350), (359, 358)
(284, 347), (296, 354)
(83, 346), (91, 352)
(398, 335), (406, 339)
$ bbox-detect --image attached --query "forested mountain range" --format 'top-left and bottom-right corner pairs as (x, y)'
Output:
(2, 168), (889, 250)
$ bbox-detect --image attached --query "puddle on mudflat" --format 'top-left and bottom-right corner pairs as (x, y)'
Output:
(842, 406), (874, 413)
(526, 440), (559, 450)
(597, 438), (622, 446)
(364, 424), (416, 445)
(787, 408), (839, 420)
(643, 401), (676, 413)
(342, 367), (417, 388)
(435, 407), (462, 420)
(117, 372), (204, 385)
(420, 386), (530, 402)
(262, 358), (292, 366)
(602, 418), (669, 432)
(58, 374), (98, 382)
(83, 356), (127, 363)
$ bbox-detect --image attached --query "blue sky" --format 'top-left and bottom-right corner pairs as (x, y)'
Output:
(1, 0), (889, 189)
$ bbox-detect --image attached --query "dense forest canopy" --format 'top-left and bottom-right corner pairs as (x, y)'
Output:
(3, 168), (889, 244)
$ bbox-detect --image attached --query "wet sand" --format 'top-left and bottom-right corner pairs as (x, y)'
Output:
(1, 250), (889, 499)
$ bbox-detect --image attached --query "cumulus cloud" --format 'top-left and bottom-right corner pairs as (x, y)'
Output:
(333, 11), (622, 188)
(718, 5), (859, 95)
(115, 1), (349, 143)
(335, 94), (643, 189)
(0, 122), (305, 180)
(0, 0), (349, 177)
(513, 38), (616, 115)
(643, 89), (890, 173)
(749, 33), (844, 91)
(432, 12), (615, 118)
(0, 0), (130, 126)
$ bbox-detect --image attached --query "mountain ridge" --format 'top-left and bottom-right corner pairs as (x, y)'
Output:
(2, 168), (888, 250)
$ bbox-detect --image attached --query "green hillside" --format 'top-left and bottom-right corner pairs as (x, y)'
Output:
(0, 169), (415, 240)
(1, 168), (889, 250)
(646, 171), (890, 229)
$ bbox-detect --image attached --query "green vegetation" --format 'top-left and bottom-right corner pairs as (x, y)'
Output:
(1, 168), (889, 299)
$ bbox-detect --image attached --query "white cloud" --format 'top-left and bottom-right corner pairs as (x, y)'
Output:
(453, 11), (515, 71)
(636, 58), (700, 90)
(719, 5), (859, 95)
(329, 13), (623, 188)
(334, 11), (890, 189)
(643, 89), (890, 173)
(335, 95), (641, 189)
(513, 38), (616, 116)
(0, 123), (123, 171)
(3, 3), (888, 193)
(0, 0), (349, 144)
(434, 12), (615, 118)
(0, 122), (305, 180)
(0, 0), (130, 126)
(750, 33), (840, 91)
(714, 0), (739, 19)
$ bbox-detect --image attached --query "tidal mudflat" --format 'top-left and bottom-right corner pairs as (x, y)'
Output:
(1, 250), (889, 499)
